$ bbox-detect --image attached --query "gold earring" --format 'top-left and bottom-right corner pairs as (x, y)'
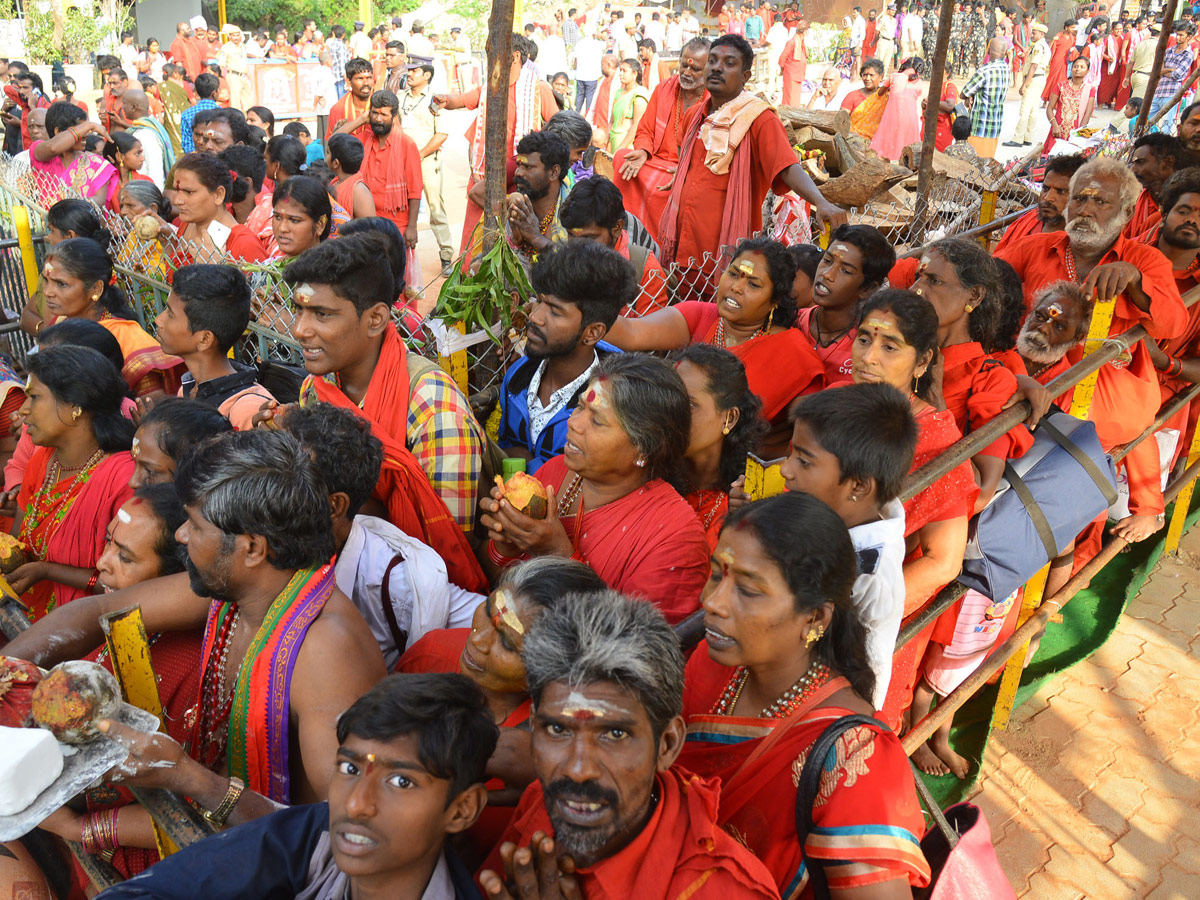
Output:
(765, 308), (775, 331)
(913, 373), (920, 394)
(805, 624), (826, 647)
(72, 407), (81, 422)
(964, 304), (975, 313)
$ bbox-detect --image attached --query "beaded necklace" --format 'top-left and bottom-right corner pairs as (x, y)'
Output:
(557, 473), (585, 516)
(20, 448), (106, 559)
(195, 607), (242, 769)
(710, 660), (832, 718)
(711, 317), (769, 349)
(691, 489), (726, 530)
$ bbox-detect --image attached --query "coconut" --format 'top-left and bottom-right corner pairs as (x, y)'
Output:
(493, 471), (549, 520)
(31, 660), (122, 744)
(0, 533), (29, 575)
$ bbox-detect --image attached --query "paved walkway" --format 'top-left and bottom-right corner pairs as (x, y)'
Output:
(973, 526), (1200, 899)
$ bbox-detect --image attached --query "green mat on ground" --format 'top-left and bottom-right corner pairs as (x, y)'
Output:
(918, 498), (1199, 810)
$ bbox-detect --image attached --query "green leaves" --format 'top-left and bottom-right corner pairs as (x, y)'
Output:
(434, 238), (532, 345)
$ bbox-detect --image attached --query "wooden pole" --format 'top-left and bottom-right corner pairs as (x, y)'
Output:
(913, 0), (956, 242)
(482, 0), (516, 253)
(1134, 0), (1179, 137)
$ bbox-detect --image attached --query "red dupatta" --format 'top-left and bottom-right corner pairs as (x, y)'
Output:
(692, 308), (826, 421)
(302, 326), (488, 594)
(903, 404), (978, 538)
(679, 651), (931, 899)
(16, 449), (135, 620)
(538, 456), (709, 623)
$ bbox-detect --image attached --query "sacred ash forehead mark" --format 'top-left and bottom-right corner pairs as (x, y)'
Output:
(116, 507), (133, 524)
(584, 375), (610, 410)
(561, 690), (625, 720)
(862, 317), (911, 346)
(736, 259), (756, 276)
(491, 588), (525, 637)
(294, 282), (316, 305)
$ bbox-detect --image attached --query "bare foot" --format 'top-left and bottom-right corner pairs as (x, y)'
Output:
(930, 732), (971, 779)
(912, 742), (950, 776)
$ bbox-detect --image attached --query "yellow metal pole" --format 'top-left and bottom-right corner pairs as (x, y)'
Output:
(977, 189), (997, 248)
(437, 321), (470, 394)
(360, 0), (372, 26)
(992, 563), (1049, 731)
(13, 205), (39, 296)
(217, 0), (226, 28)
(1068, 296), (1117, 419)
(1164, 423), (1200, 554)
(100, 607), (180, 859)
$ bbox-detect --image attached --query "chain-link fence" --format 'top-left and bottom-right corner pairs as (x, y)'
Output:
(0, 133), (1131, 396)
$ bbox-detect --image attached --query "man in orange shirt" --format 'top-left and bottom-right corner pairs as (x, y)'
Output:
(659, 35), (845, 294)
(170, 20), (203, 82)
(613, 37), (709, 243)
(327, 57), (375, 144)
(1143, 170), (1200, 472)
(994, 153), (1085, 252)
(478, 592), (780, 900)
(357, 90), (423, 249)
(1124, 133), (1190, 239)
(433, 34), (559, 252)
(996, 156), (1188, 548)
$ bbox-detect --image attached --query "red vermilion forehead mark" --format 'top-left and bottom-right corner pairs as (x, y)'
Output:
(129, 497), (145, 506)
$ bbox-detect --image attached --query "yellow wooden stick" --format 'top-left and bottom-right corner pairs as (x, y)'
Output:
(13, 205), (39, 297)
(992, 563), (1050, 732)
(1067, 295), (1117, 420)
(100, 606), (180, 858)
(1165, 423), (1200, 555)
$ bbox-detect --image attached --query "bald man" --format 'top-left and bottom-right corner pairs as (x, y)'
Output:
(122, 89), (176, 189)
(960, 37), (1013, 158)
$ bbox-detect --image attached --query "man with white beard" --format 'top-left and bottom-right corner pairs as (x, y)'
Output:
(998, 156), (1189, 548)
(1015, 282), (1091, 384)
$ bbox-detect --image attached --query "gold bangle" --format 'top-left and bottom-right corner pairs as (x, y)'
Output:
(204, 775), (244, 828)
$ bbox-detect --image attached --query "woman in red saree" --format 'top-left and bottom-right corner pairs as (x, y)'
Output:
(397, 558), (605, 869)
(850, 290), (978, 742)
(606, 237), (826, 457)
(156, 152), (268, 266)
(41, 237), (184, 398)
(678, 493), (931, 900)
(8, 346), (135, 621)
(674, 344), (766, 551)
(35, 484), (203, 886)
(480, 354), (711, 624)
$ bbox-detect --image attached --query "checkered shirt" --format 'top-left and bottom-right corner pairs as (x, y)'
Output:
(406, 365), (485, 533)
(961, 60), (1012, 140)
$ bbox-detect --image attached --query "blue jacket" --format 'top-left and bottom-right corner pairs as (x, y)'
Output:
(497, 342), (620, 473)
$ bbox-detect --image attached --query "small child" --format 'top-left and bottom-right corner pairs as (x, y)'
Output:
(780, 382), (918, 708)
(944, 115), (979, 162)
(1124, 96), (1142, 135)
(153, 264), (277, 430)
(283, 119), (325, 167)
